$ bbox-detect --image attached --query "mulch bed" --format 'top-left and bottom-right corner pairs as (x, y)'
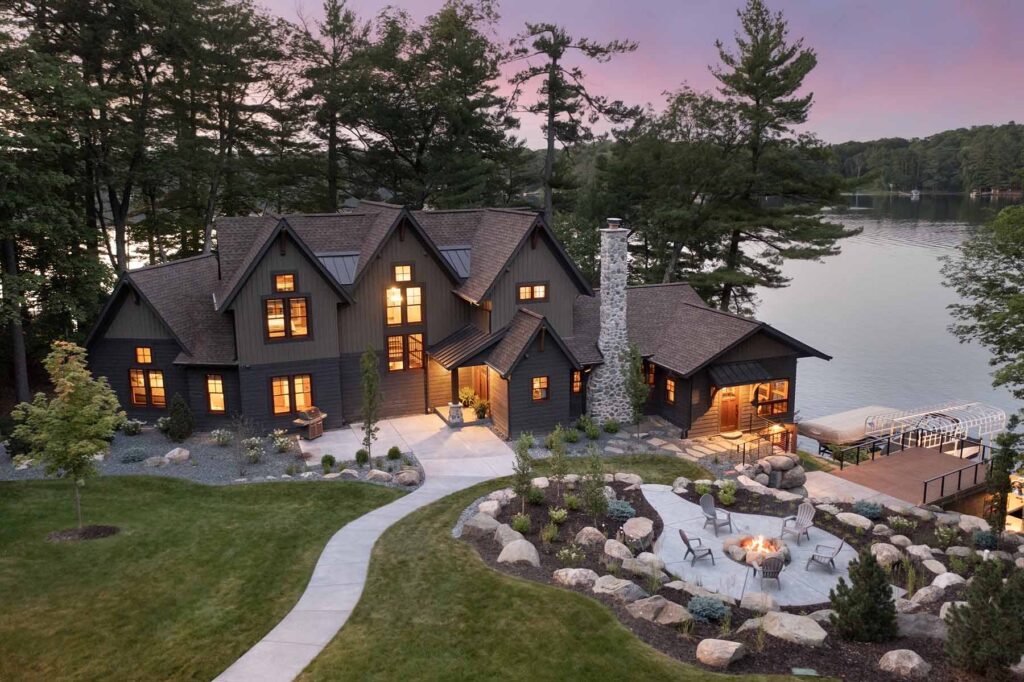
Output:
(46, 525), (121, 543)
(464, 480), (987, 680)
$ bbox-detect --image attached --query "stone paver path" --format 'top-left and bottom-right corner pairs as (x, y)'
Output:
(643, 484), (861, 606)
(214, 414), (513, 682)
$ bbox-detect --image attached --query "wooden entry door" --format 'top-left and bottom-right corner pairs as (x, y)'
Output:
(719, 389), (739, 432)
(467, 365), (488, 401)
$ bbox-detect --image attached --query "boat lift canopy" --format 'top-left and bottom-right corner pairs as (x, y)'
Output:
(864, 401), (1007, 449)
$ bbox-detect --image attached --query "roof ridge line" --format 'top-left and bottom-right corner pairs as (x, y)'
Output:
(128, 252), (215, 274)
(679, 301), (760, 324)
(516, 307), (546, 321)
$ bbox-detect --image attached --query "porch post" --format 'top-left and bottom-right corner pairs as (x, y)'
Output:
(450, 367), (460, 404)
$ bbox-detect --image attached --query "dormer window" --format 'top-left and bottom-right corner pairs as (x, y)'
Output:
(394, 264), (413, 282)
(517, 282), (548, 302)
(266, 296), (310, 340)
(274, 273), (296, 292)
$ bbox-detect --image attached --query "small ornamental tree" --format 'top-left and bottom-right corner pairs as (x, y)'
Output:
(548, 424), (568, 497)
(511, 432), (534, 514)
(828, 548), (898, 642)
(360, 346), (381, 457)
(986, 429), (1019, 532)
(12, 341), (124, 528)
(579, 445), (608, 524)
(166, 393), (195, 442)
(622, 343), (650, 442)
(946, 559), (1024, 675)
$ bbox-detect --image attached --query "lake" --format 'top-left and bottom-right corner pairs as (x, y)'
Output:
(755, 194), (1023, 432)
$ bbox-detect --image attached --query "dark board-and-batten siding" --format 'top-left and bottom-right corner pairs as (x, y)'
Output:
(490, 230), (577, 339)
(505, 334), (573, 436)
(238, 357), (344, 430)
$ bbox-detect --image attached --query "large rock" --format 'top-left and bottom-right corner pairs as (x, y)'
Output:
(463, 512), (500, 538)
(626, 595), (692, 626)
(910, 585), (945, 605)
(603, 538), (633, 563)
(531, 476), (550, 490)
(958, 514), (990, 533)
(890, 534), (913, 548)
(574, 526), (605, 547)
(897, 613), (948, 641)
(939, 600), (967, 622)
(144, 455), (167, 467)
(664, 580), (737, 605)
(907, 507), (935, 522)
(493, 524), (525, 548)
(807, 609), (835, 624)
(778, 466), (807, 489)
(487, 488), (516, 506)
(622, 558), (669, 583)
(622, 517), (654, 546)
(366, 468), (393, 483)
(592, 574), (648, 603)
(394, 469), (421, 486)
(603, 486), (617, 502)
(563, 474), (580, 490)
(165, 447), (190, 464)
(945, 545), (972, 557)
(636, 552), (666, 572)
(497, 539), (540, 568)
(477, 500), (502, 518)
(765, 455), (797, 471)
(871, 543), (904, 568)
(879, 649), (932, 679)
(740, 592), (779, 613)
(614, 472), (643, 486)
(921, 559), (946, 576)
(836, 512), (873, 531)
(895, 598), (920, 614)
(771, 488), (804, 502)
(339, 468), (360, 480)
(552, 568), (599, 589)
(696, 639), (747, 668)
(761, 611), (828, 647)
(671, 476), (691, 492)
(905, 545), (933, 562)
(932, 572), (965, 589)
(873, 523), (894, 537)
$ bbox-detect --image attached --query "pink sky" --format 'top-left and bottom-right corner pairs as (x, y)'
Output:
(266, 0), (1024, 148)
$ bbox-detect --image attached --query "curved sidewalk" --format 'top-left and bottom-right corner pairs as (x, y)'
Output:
(214, 415), (513, 682)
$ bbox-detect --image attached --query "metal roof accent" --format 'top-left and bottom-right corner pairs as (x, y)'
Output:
(428, 324), (503, 369)
(708, 361), (773, 388)
(439, 246), (471, 278)
(317, 252), (359, 285)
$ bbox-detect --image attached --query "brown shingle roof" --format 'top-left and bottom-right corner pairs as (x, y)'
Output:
(487, 308), (581, 378)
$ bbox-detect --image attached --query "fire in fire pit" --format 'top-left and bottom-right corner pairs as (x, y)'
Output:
(722, 535), (790, 566)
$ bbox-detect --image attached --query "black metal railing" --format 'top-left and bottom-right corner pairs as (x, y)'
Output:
(733, 415), (791, 465)
(831, 429), (989, 471)
(922, 460), (991, 505)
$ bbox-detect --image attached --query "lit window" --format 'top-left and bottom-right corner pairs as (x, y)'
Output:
(135, 347), (152, 364)
(386, 287), (403, 326)
(129, 369), (147, 406)
(406, 287), (422, 324)
(518, 285), (532, 300)
(148, 371), (166, 408)
(646, 363), (655, 386)
(394, 264), (412, 282)
(271, 377), (291, 415)
(666, 378), (676, 405)
(532, 376), (549, 401)
(572, 371), (582, 394)
(266, 299), (286, 338)
(289, 298), (308, 337)
(516, 282), (549, 302)
(207, 374), (225, 413)
(408, 333), (423, 370)
(533, 284), (546, 299)
(756, 379), (790, 416)
(387, 335), (404, 371)
(274, 273), (295, 292)
(293, 375), (312, 412)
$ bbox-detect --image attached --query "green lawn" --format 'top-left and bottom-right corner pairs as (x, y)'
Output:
(299, 471), (787, 681)
(0, 477), (402, 681)
(534, 453), (712, 484)
(797, 449), (836, 472)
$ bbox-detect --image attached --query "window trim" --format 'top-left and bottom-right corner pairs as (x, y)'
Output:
(755, 379), (791, 417)
(516, 281), (550, 303)
(392, 262), (414, 283)
(262, 293), (313, 343)
(206, 374), (226, 414)
(135, 346), (152, 364)
(531, 376), (550, 402)
(272, 270), (298, 293)
(572, 370), (582, 394)
(269, 373), (314, 415)
(384, 282), (425, 328)
(666, 377), (676, 405)
(386, 333), (425, 373)
(129, 368), (166, 409)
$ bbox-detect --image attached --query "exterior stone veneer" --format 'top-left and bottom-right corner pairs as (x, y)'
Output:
(588, 220), (633, 424)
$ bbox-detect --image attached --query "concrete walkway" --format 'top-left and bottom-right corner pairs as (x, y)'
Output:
(214, 414), (514, 682)
(643, 484), (861, 606)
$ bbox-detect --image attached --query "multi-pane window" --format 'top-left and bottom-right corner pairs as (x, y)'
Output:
(517, 283), (548, 302)
(130, 369), (165, 408)
(274, 273), (296, 292)
(207, 374), (225, 413)
(532, 376), (549, 401)
(266, 296), (309, 340)
(271, 374), (312, 415)
(756, 379), (790, 416)
(385, 285), (422, 326)
(645, 362), (655, 386)
(405, 287), (422, 324)
(135, 347), (152, 364)
(666, 377), (676, 405)
(572, 371), (582, 394)
(387, 333), (423, 372)
(394, 264), (412, 282)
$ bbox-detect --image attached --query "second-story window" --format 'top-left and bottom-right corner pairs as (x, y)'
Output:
(266, 296), (310, 341)
(274, 273), (296, 292)
(385, 265), (423, 327)
(387, 333), (423, 372)
(517, 282), (548, 302)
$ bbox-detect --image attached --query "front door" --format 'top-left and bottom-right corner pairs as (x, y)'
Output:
(472, 365), (489, 401)
(719, 389), (739, 432)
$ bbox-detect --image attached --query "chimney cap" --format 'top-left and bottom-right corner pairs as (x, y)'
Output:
(604, 217), (624, 230)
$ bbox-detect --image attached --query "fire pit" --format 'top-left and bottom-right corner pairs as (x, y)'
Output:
(722, 535), (791, 566)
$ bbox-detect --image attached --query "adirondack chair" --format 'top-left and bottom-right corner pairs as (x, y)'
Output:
(755, 556), (785, 590)
(806, 541), (845, 573)
(678, 529), (715, 566)
(699, 493), (733, 536)
(780, 502), (816, 545)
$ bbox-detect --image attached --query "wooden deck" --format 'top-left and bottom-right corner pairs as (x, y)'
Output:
(830, 447), (988, 505)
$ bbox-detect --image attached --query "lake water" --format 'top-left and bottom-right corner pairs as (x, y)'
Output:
(755, 194), (1023, 430)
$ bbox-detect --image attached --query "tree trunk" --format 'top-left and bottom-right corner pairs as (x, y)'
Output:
(74, 483), (83, 528)
(719, 228), (743, 311)
(2, 237), (31, 404)
(662, 241), (683, 283)
(542, 59), (558, 225)
(326, 109), (339, 212)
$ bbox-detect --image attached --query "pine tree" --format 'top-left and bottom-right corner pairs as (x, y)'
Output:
(579, 445), (608, 525)
(946, 559), (1022, 674)
(360, 346), (381, 457)
(511, 432), (534, 514)
(828, 548), (898, 642)
(547, 425), (568, 498)
(167, 394), (195, 442)
(622, 343), (650, 442)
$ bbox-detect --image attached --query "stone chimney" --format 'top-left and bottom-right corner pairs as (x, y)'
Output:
(587, 218), (632, 423)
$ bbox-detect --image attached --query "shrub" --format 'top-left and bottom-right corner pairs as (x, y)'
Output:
(387, 445), (402, 460)
(688, 596), (729, 624)
(473, 398), (489, 419)
(932, 525), (960, 549)
(564, 493), (581, 511)
(828, 548), (898, 642)
(556, 543), (585, 567)
(321, 454), (336, 473)
(548, 507), (569, 525)
(284, 463), (299, 476)
(242, 436), (264, 464)
(694, 482), (712, 496)
(166, 394), (195, 442)
(211, 428), (233, 446)
(458, 387), (476, 407)
(948, 555), (969, 576)
(607, 499), (636, 522)
(512, 432), (534, 514)
(575, 414), (594, 432)
(122, 419), (144, 436)
(355, 449), (369, 467)
(155, 416), (171, 433)
(585, 423), (601, 440)
(972, 529), (998, 550)
(540, 522), (559, 544)
(852, 500), (884, 520)
(886, 515), (918, 534)
(544, 430), (559, 450)
(946, 558), (1024, 674)
(269, 429), (293, 453)
(527, 486), (546, 505)
(119, 447), (148, 464)
(602, 420), (620, 434)
(510, 512), (531, 534)
(580, 446), (608, 523)
(718, 480), (738, 506)
(563, 428), (580, 443)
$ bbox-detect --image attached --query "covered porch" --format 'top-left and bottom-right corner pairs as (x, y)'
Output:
(432, 364), (497, 427)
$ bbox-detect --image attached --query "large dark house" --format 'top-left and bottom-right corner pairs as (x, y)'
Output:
(86, 200), (829, 441)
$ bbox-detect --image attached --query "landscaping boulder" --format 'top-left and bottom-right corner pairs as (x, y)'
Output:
(836, 512), (873, 531)
(939, 600), (967, 622)
(477, 500), (501, 518)
(890, 534), (912, 548)
(870, 543), (904, 569)
(339, 468), (360, 480)
(761, 611), (828, 647)
(603, 473), (615, 483)
(932, 572), (965, 589)
(552, 567), (598, 589)
(322, 472), (340, 479)
(671, 476), (691, 492)
(664, 580), (737, 605)
(165, 447), (190, 464)
(636, 552), (665, 572)
(779, 466), (807, 489)
(816, 503), (841, 515)
(493, 524), (524, 548)
(614, 472), (643, 486)
(770, 488), (804, 502)
(765, 454), (796, 471)
(366, 469), (393, 483)
(879, 649), (932, 679)
(625, 595), (692, 625)
(531, 476), (550, 490)
(574, 526), (605, 547)
(934, 511), (960, 526)
(910, 585), (945, 605)
(394, 469), (421, 486)
(945, 545), (972, 557)
(592, 575), (648, 603)
(905, 545), (933, 562)
(921, 559), (946, 576)
(144, 455), (167, 467)
(740, 592), (779, 613)
(957, 514), (990, 533)
(487, 488), (516, 506)
(463, 512), (500, 538)
(497, 539), (541, 568)
(604, 538), (633, 563)
(907, 507), (935, 522)
(806, 609), (835, 624)
(621, 558), (669, 584)
(621, 517), (654, 547)
(563, 474), (580, 490)
(696, 639), (747, 669)
(603, 486), (617, 501)
(895, 598), (920, 614)
(896, 613), (948, 641)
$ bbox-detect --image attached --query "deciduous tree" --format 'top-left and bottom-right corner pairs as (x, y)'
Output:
(360, 346), (381, 457)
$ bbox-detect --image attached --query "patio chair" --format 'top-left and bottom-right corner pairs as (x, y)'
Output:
(754, 556), (785, 590)
(699, 493), (733, 536)
(806, 541), (845, 573)
(780, 502), (816, 546)
(678, 529), (715, 566)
